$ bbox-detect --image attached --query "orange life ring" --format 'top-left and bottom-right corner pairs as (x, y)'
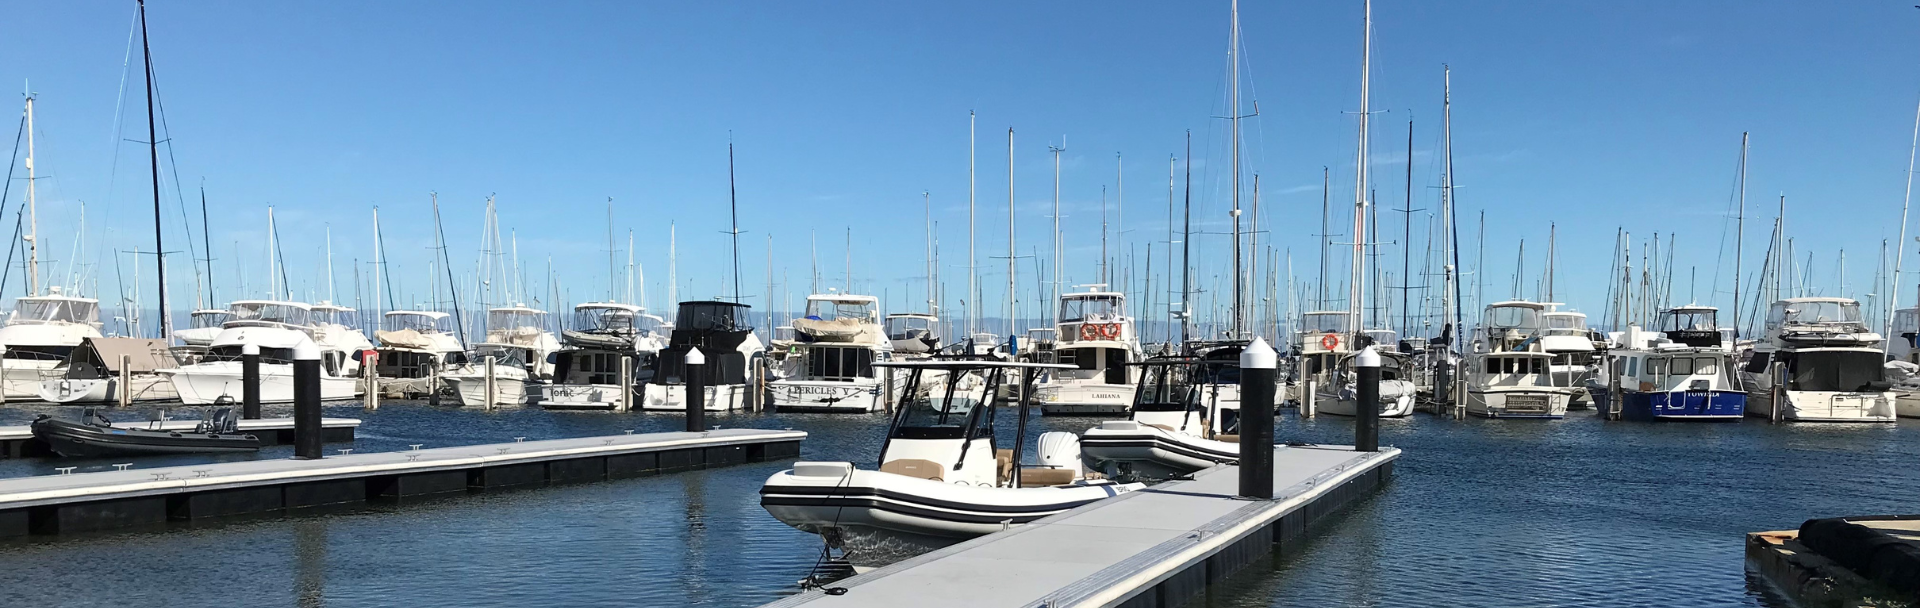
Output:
(1080, 324), (1100, 341)
(1320, 333), (1340, 350)
(1099, 323), (1120, 340)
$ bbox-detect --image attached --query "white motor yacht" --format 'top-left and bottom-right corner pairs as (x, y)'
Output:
(372, 310), (468, 399)
(1288, 310), (1354, 406)
(884, 313), (941, 357)
(539, 303), (665, 410)
(159, 301), (361, 404)
(1034, 288), (1142, 416)
(1315, 349), (1418, 418)
(770, 293), (899, 413)
(1541, 310), (1600, 408)
(1080, 355), (1246, 480)
(37, 337), (180, 404)
(484, 305), (562, 381)
(171, 308), (233, 347)
(1742, 297), (1896, 422)
(444, 342), (534, 407)
(0, 288), (104, 399)
(760, 360), (1140, 558)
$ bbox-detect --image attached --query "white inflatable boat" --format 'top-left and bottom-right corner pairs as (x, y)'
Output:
(1081, 355), (1255, 480)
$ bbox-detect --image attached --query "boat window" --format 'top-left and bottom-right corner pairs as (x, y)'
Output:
(12, 298), (100, 325)
(1300, 313), (1351, 334)
(1898, 310), (1920, 334)
(1626, 357), (1638, 377)
(891, 368), (997, 440)
(1059, 295), (1122, 322)
(804, 299), (877, 323)
(573, 307), (636, 333)
(489, 309), (545, 331)
(231, 302), (311, 326)
(474, 345), (529, 368)
(1781, 301), (1863, 325)
(805, 346), (874, 380)
(3, 345), (73, 361)
(1485, 357), (1499, 374)
(1647, 357), (1665, 378)
(1134, 363), (1199, 412)
(312, 307), (357, 328)
(1545, 314), (1586, 330)
(1659, 309), (1718, 332)
(190, 311), (234, 329)
(1694, 357), (1717, 375)
(677, 302), (748, 331)
(204, 345), (296, 364)
(1742, 352), (1771, 374)
(886, 315), (936, 339)
(384, 312), (451, 333)
(1787, 350), (1886, 392)
(1670, 357), (1693, 376)
(1486, 306), (1540, 329)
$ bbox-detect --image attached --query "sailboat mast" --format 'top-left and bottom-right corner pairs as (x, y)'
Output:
(1402, 117), (1413, 336)
(1181, 131), (1192, 344)
(1008, 128), (1017, 336)
(200, 185), (214, 305)
(373, 206), (384, 319)
(325, 225), (335, 303)
(1445, 65), (1464, 351)
(1889, 97), (1920, 348)
(925, 191), (934, 312)
(1734, 132), (1748, 340)
(968, 111), (977, 336)
(1349, 0), (1372, 343)
(23, 93), (38, 297)
(1050, 139), (1063, 326)
(139, 0), (170, 337)
(728, 141), (743, 303)
(1229, 0), (1245, 338)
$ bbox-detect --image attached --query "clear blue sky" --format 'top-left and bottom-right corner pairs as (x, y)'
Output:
(3, 1), (1918, 336)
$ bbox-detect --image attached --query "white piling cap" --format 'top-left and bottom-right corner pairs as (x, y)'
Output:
(685, 346), (706, 365)
(242, 344), (260, 356)
(1356, 345), (1380, 368)
(1240, 336), (1276, 370)
(292, 339), (321, 361)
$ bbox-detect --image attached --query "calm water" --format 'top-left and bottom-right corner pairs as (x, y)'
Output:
(0, 402), (1910, 607)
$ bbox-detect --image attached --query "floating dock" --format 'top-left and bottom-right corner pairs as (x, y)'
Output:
(764, 444), (1397, 608)
(1748, 516), (1920, 605)
(0, 417), (362, 458)
(0, 427), (804, 537)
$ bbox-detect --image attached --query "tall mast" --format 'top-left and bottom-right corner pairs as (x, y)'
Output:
(1181, 131), (1192, 344)
(325, 225), (335, 303)
(140, 0), (169, 337)
(1008, 128), (1017, 336)
(22, 91), (38, 297)
(925, 191), (934, 312)
(1546, 224), (1557, 302)
(267, 207), (278, 299)
(1049, 138), (1063, 326)
(1229, 0), (1245, 338)
(373, 206), (384, 318)
(1734, 132), (1747, 339)
(1100, 186), (1108, 285)
(968, 111), (977, 335)
(1890, 96), (1920, 348)
(1319, 167), (1329, 309)
(1402, 117), (1413, 336)
(1444, 65), (1464, 351)
(1349, 0), (1372, 343)
(200, 185), (214, 306)
(1116, 153), (1124, 292)
(728, 142), (742, 303)
(1167, 153), (1176, 343)
(626, 230), (635, 304)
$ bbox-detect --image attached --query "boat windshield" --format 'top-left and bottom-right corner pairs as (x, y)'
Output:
(489, 309), (545, 331)
(1659, 309), (1717, 332)
(890, 368), (1000, 440)
(190, 311), (233, 329)
(1300, 313), (1351, 334)
(1133, 363), (1200, 412)
(1787, 350), (1885, 392)
(1780, 301), (1863, 325)
(1060, 295), (1122, 322)
(573, 307), (635, 333)
(12, 298), (99, 325)
(383, 313), (452, 333)
(1486, 306), (1540, 329)
(886, 315), (935, 339)
(472, 344), (529, 367)
(232, 302), (310, 326)
(804, 299), (877, 323)
(1364, 329), (1399, 345)
(1546, 314), (1588, 330)
(312, 307), (357, 328)
(677, 302), (750, 331)
(1898, 309), (1920, 334)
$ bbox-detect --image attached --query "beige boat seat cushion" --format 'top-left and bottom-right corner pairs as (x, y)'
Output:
(996, 449), (1014, 485)
(880, 458), (945, 481)
(1213, 434), (1240, 443)
(1019, 467), (1078, 487)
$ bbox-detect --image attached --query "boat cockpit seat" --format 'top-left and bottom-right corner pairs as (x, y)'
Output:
(1212, 434), (1240, 443)
(996, 449), (1015, 486)
(1018, 467), (1078, 487)
(879, 458), (945, 481)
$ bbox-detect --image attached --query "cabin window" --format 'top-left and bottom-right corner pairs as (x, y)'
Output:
(1485, 357), (1499, 374)
(1693, 358), (1717, 375)
(1786, 350), (1886, 392)
(1647, 357), (1666, 378)
(1625, 357), (1638, 377)
(1669, 357), (1693, 376)
(2, 345), (73, 361)
(806, 346), (874, 380)
(1743, 352), (1772, 374)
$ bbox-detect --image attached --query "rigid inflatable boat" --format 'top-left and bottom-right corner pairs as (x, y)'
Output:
(1081, 355), (1250, 480)
(31, 408), (260, 457)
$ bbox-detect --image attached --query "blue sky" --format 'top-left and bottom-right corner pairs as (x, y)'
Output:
(2, 1), (1918, 337)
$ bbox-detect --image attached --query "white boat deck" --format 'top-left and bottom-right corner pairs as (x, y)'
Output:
(763, 445), (1398, 608)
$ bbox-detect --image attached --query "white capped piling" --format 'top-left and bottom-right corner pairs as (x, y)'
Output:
(1238, 337), (1277, 499)
(292, 341), (322, 459)
(685, 347), (706, 432)
(1355, 346), (1380, 452)
(1303, 378), (1317, 418)
(362, 351), (379, 411)
(242, 343), (261, 419)
(484, 355), (497, 411)
(618, 355), (633, 411)
(117, 354), (131, 408)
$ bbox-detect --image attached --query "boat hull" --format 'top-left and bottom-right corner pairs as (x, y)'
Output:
(37, 375), (179, 404)
(538, 383), (629, 410)
(30, 417), (260, 458)
(1037, 382), (1135, 416)
(760, 463), (1140, 549)
(770, 379), (886, 413)
(162, 361), (361, 405)
(1465, 388), (1572, 419)
(1590, 387), (1747, 421)
(1315, 380), (1418, 418)
(0, 361), (63, 400)
(1080, 421), (1242, 480)
(1746, 389), (1896, 422)
(443, 375), (528, 407)
(640, 383), (750, 411)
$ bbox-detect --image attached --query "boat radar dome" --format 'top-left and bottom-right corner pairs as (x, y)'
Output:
(685, 347), (706, 366)
(1241, 336), (1276, 370)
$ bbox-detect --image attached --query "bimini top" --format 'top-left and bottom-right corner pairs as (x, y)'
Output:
(875, 360), (1076, 371)
(1667, 305), (1719, 313)
(311, 302), (354, 313)
(488, 305), (548, 315)
(575, 302), (643, 313)
(806, 293), (878, 304)
(1063, 291), (1124, 300)
(1780, 296), (1856, 304)
(232, 300), (313, 310)
(885, 312), (939, 320)
(1486, 300), (1550, 310)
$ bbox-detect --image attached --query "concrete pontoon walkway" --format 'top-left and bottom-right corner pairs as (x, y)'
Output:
(765, 445), (1398, 608)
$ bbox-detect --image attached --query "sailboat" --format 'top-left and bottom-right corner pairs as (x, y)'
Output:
(0, 96), (105, 399)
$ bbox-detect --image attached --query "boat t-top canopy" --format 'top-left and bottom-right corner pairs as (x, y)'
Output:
(382, 310), (455, 333)
(574, 302), (643, 313)
(11, 290), (102, 325)
(228, 300), (313, 327)
(875, 360), (1074, 371)
(807, 293), (879, 303)
(885, 312), (938, 320)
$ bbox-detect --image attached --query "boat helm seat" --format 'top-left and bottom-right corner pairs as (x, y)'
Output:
(1212, 434), (1240, 443)
(879, 458), (944, 481)
(1018, 467), (1078, 487)
(996, 449), (1015, 486)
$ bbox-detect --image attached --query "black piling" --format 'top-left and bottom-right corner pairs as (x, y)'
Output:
(685, 347), (706, 432)
(242, 344), (262, 420)
(1238, 337), (1277, 500)
(293, 341), (323, 460)
(1355, 346), (1380, 452)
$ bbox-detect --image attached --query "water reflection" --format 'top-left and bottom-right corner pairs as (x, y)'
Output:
(294, 520), (327, 608)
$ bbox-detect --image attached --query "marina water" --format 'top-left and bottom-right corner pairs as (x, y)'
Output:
(0, 402), (1910, 607)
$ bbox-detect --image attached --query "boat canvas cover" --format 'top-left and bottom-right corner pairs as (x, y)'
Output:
(71, 337), (176, 379)
(376, 328), (437, 351)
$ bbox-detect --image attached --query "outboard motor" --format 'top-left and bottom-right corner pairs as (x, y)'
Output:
(1034, 431), (1084, 477)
